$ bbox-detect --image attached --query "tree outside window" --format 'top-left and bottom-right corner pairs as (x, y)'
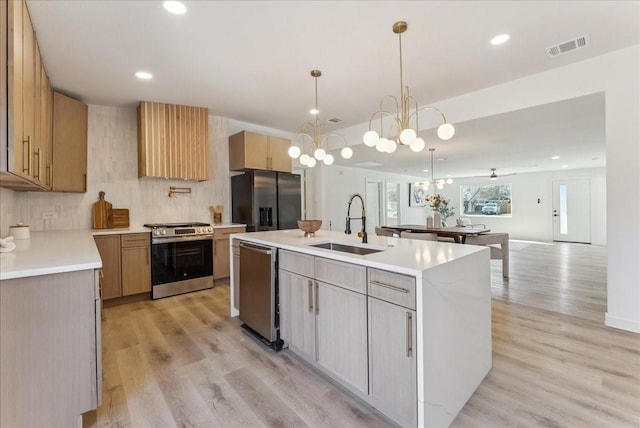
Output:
(461, 184), (512, 216)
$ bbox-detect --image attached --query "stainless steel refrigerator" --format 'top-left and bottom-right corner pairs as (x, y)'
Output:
(231, 171), (302, 232)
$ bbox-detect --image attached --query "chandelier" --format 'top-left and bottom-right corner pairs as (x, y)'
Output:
(427, 148), (453, 190)
(288, 70), (352, 168)
(363, 21), (455, 154)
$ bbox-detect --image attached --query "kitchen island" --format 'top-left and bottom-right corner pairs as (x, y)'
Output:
(0, 230), (103, 427)
(230, 229), (492, 427)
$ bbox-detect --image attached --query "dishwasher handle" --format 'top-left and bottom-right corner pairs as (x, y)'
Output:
(239, 242), (273, 255)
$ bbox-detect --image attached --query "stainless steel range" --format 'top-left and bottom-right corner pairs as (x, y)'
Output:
(144, 222), (214, 299)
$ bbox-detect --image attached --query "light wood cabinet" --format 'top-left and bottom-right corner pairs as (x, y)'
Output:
(94, 233), (151, 299)
(52, 92), (88, 192)
(213, 226), (246, 280)
(94, 234), (122, 299)
(229, 130), (291, 172)
(121, 233), (151, 296)
(1, 0), (52, 191)
(137, 101), (209, 181)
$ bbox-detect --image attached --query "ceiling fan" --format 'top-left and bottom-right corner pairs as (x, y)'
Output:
(458, 168), (518, 180)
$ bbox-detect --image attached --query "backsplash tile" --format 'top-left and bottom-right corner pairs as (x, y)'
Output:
(0, 105), (232, 236)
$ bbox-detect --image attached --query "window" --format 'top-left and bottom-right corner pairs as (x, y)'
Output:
(460, 184), (512, 216)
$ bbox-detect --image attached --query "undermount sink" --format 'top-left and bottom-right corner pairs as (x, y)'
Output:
(308, 242), (385, 255)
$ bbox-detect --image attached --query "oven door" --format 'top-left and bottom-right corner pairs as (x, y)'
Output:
(150, 236), (213, 286)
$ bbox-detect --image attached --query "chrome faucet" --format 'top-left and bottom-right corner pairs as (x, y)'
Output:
(345, 193), (367, 244)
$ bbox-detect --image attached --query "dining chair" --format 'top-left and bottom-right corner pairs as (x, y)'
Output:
(400, 231), (438, 241)
(375, 226), (398, 237)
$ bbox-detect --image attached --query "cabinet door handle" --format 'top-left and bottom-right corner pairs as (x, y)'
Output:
(22, 136), (31, 175)
(46, 164), (51, 186)
(406, 312), (413, 358)
(308, 279), (313, 312)
(33, 148), (41, 180)
(315, 281), (319, 315)
(370, 280), (409, 294)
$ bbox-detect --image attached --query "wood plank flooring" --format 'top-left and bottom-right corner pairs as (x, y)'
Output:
(88, 241), (639, 428)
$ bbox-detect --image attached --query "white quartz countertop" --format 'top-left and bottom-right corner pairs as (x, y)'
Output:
(0, 230), (102, 281)
(91, 226), (150, 235)
(213, 223), (246, 229)
(232, 229), (487, 276)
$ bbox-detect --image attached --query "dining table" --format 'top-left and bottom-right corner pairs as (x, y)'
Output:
(381, 224), (509, 277)
(381, 224), (491, 244)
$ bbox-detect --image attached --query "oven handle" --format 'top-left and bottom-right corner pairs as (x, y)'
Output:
(151, 235), (213, 244)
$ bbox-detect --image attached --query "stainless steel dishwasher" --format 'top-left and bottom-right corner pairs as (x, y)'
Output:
(238, 241), (282, 350)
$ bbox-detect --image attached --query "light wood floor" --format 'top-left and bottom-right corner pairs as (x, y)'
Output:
(88, 241), (640, 428)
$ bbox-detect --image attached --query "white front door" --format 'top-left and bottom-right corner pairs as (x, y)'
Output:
(552, 178), (591, 243)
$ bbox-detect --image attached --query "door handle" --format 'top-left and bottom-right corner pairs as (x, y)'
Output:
(308, 280), (313, 312)
(406, 312), (413, 358)
(315, 281), (319, 315)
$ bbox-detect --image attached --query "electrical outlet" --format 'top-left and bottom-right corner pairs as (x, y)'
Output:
(42, 211), (58, 220)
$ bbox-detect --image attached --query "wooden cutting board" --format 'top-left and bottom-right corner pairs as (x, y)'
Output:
(110, 209), (130, 228)
(92, 191), (112, 229)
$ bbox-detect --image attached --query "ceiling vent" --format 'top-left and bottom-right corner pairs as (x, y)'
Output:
(547, 35), (590, 57)
(327, 117), (342, 123)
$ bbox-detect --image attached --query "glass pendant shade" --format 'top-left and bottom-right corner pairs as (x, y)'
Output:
(363, 130), (379, 147)
(375, 138), (388, 152)
(341, 146), (353, 159)
(307, 157), (317, 167)
(399, 128), (416, 144)
(386, 140), (398, 153)
(437, 123), (455, 140)
(409, 137), (425, 152)
(314, 147), (326, 160)
(323, 154), (334, 165)
(299, 154), (310, 165)
(288, 146), (301, 159)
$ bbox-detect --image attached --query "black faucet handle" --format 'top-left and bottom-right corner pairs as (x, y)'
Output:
(345, 217), (351, 234)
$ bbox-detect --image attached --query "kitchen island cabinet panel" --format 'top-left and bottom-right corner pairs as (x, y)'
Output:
(0, 269), (101, 426)
(368, 296), (417, 427)
(279, 270), (316, 361)
(316, 280), (368, 395)
(94, 234), (122, 299)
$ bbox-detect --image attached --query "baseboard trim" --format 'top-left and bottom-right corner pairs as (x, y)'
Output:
(605, 312), (640, 333)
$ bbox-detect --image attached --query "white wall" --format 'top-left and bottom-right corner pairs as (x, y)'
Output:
(320, 165), (435, 233)
(433, 167), (606, 244)
(334, 45), (640, 333)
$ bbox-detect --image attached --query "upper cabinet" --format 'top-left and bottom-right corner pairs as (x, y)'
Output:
(229, 130), (291, 173)
(137, 101), (209, 181)
(0, 0), (51, 190)
(52, 92), (88, 192)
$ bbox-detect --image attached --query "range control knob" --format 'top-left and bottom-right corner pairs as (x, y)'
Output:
(153, 230), (160, 236)
(161, 230), (167, 235)
(207, 227), (213, 232)
(197, 227), (203, 233)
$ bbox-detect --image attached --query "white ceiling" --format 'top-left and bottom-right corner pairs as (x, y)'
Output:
(26, 1), (639, 178)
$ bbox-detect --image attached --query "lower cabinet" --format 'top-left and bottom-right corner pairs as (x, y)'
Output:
(121, 233), (151, 296)
(213, 226), (246, 280)
(94, 233), (150, 299)
(368, 297), (417, 427)
(279, 250), (368, 395)
(279, 250), (419, 427)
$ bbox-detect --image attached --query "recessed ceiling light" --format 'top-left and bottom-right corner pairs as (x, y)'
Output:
(309, 109), (319, 115)
(561, 165), (568, 168)
(163, 1), (187, 15)
(423, 169), (429, 172)
(135, 71), (153, 80)
(551, 156), (560, 160)
(491, 34), (510, 45)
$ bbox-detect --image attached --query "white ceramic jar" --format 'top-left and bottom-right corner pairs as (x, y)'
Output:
(9, 223), (30, 239)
